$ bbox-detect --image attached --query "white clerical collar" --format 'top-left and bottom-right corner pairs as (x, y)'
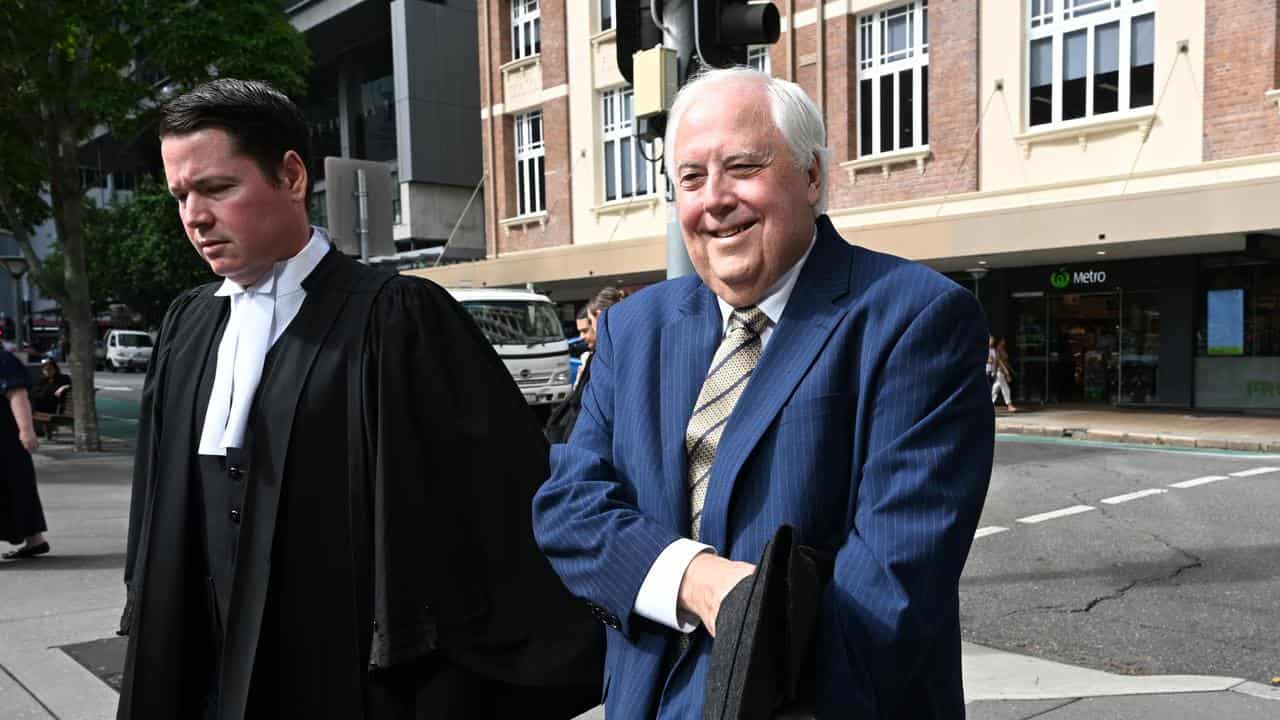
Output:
(213, 227), (331, 299)
(717, 227), (818, 333)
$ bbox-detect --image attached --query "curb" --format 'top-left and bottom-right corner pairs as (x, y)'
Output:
(1231, 681), (1280, 701)
(995, 422), (1280, 453)
(960, 642), (1260, 703)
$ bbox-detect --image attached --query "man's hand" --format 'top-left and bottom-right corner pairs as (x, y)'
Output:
(677, 553), (755, 637)
(19, 429), (38, 452)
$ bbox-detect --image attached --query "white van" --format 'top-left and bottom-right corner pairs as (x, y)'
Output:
(102, 329), (154, 372)
(449, 288), (573, 408)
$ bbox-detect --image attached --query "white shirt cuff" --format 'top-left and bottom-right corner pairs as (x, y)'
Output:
(633, 538), (714, 633)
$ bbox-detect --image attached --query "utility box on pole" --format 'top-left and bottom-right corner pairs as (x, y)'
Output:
(323, 157), (396, 260)
(633, 46), (678, 120)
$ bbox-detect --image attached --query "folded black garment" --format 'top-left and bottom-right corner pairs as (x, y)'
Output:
(704, 525), (833, 720)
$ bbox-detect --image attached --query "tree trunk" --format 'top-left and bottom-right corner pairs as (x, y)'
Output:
(49, 133), (101, 451)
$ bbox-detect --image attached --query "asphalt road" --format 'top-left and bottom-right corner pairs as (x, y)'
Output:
(92, 370), (143, 441)
(962, 436), (1280, 684)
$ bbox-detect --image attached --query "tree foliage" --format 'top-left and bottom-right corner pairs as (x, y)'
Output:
(44, 180), (214, 328)
(0, 0), (311, 450)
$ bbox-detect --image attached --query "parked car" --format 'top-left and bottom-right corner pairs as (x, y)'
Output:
(101, 329), (154, 372)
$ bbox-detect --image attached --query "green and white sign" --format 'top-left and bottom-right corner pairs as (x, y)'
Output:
(1049, 267), (1108, 289)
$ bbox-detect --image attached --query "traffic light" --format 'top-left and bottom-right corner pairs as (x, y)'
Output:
(615, 0), (664, 84)
(694, 0), (780, 69)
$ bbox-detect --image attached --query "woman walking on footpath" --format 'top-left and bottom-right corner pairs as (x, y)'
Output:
(1, 349), (51, 560)
(991, 337), (1018, 413)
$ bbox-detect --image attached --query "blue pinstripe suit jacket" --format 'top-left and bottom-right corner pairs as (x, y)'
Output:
(533, 217), (994, 719)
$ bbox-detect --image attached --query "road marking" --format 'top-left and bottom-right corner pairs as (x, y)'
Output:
(95, 385), (132, 391)
(1169, 475), (1229, 489)
(1100, 488), (1167, 505)
(1229, 467), (1280, 478)
(974, 526), (1009, 539)
(1016, 505), (1095, 524)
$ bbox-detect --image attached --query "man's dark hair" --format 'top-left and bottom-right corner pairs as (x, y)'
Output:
(159, 78), (313, 202)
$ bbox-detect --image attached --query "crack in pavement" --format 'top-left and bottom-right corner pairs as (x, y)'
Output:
(1003, 495), (1208, 616)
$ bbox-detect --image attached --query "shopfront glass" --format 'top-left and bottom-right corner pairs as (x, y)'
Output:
(1195, 256), (1280, 410)
(1012, 294), (1049, 404)
(1011, 288), (1163, 405)
(1119, 291), (1160, 403)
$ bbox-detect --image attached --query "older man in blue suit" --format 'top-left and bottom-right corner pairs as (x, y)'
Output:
(533, 68), (993, 719)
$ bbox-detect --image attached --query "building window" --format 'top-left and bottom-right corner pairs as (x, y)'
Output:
(856, 0), (929, 158)
(601, 88), (657, 203)
(514, 110), (546, 216)
(1027, 0), (1154, 128)
(512, 0), (541, 61)
(1194, 251), (1280, 410)
(747, 45), (771, 74)
(601, 0), (614, 31)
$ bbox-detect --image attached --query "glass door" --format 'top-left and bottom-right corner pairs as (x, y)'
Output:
(1011, 294), (1049, 404)
(1048, 292), (1120, 403)
(1119, 290), (1161, 403)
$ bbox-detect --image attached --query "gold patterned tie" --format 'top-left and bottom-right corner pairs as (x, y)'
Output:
(686, 306), (769, 541)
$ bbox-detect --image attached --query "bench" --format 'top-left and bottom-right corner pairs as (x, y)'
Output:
(31, 384), (74, 442)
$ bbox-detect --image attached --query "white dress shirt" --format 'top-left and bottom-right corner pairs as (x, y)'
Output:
(633, 231), (817, 632)
(197, 228), (331, 456)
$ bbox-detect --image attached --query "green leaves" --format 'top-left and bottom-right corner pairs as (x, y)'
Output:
(79, 179), (215, 328)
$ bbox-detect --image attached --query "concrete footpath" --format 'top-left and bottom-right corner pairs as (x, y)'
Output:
(995, 404), (1280, 452)
(5, 417), (1279, 720)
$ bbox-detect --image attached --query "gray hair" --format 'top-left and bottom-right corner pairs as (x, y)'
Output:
(663, 66), (829, 215)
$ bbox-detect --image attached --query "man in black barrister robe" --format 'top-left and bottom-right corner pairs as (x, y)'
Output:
(117, 79), (602, 720)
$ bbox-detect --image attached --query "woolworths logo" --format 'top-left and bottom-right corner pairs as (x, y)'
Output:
(1050, 268), (1107, 289)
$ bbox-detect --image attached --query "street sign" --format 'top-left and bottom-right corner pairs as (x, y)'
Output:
(323, 157), (396, 259)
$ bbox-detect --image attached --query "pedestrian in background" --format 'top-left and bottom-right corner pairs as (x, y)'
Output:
(546, 286), (626, 443)
(1, 348), (51, 560)
(992, 336), (1018, 412)
(118, 78), (601, 720)
(30, 359), (72, 415)
(986, 335), (997, 384)
(570, 305), (592, 387)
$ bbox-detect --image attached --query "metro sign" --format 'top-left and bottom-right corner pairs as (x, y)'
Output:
(1050, 267), (1107, 288)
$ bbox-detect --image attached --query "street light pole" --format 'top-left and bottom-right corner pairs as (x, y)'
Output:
(0, 255), (30, 351)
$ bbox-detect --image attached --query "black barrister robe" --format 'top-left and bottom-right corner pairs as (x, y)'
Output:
(117, 249), (603, 719)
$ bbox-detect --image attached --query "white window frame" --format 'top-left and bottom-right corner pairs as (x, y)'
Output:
(747, 45), (771, 74)
(601, 88), (658, 203)
(512, 0), (541, 61)
(601, 0), (614, 32)
(514, 110), (546, 217)
(855, 0), (929, 158)
(1026, 0), (1155, 129)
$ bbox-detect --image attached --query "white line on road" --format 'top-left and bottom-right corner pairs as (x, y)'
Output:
(95, 385), (132, 391)
(1100, 488), (1167, 505)
(1169, 475), (1229, 489)
(1229, 467), (1280, 478)
(974, 526), (1009, 539)
(1016, 505), (1095, 524)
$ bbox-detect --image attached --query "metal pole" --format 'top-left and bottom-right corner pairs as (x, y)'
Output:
(665, 198), (695, 280)
(11, 277), (23, 350)
(356, 168), (370, 262)
(662, 0), (696, 280)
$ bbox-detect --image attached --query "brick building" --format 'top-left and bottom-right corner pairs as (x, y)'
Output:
(413, 0), (1280, 412)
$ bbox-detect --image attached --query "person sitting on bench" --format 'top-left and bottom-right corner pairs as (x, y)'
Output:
(30, 359), (71, 415)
